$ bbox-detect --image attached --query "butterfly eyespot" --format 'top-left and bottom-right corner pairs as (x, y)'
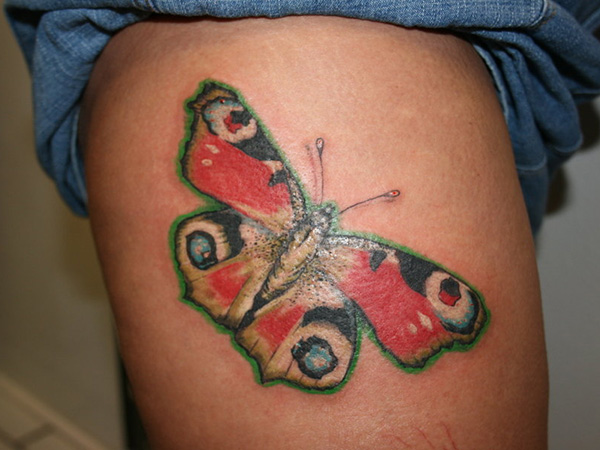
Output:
(424, 272), (479, 334)
(439, 277), (461, 306)
(186, 231), (218, 270)
(291, 336), (338, 380)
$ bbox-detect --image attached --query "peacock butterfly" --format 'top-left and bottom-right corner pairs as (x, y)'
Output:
(171, 80), (488, 392)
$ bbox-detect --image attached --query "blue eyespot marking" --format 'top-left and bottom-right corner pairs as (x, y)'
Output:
(203, 98), (241, 121)
(436, 290), (479, 333)
(292, 336), (338, 379)
(186, 231), (217, 270)
(305, 346), (334, 373)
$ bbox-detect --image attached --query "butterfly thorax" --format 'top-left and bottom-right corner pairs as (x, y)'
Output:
(256, 204), (335, 304)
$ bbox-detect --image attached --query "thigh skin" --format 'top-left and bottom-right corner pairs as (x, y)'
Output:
(80, 16), (548, 450)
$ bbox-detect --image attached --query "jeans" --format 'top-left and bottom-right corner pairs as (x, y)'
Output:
(5, 0), (600, 233)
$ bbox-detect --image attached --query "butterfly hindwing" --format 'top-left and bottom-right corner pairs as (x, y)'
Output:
(236, 272), (357, 390)
(174, 208), (283, 329)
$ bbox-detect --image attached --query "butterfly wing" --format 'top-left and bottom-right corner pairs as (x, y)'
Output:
(236, 271), (357, 391)
(173, 208), (284, 329)
(181, 81), (306, 232)
(176, 81), (359, 390)
(174, 209), (357, 390)
(321, 235), (487, 368)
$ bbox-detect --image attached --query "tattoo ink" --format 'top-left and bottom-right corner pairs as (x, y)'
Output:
(171, 80), (489, 392)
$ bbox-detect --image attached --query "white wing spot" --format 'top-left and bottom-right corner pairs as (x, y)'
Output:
(206, 144), (220, 154)
(408, 323), (418, 335)
(201, 159), (213, 166)
(417, 311), (433, 331)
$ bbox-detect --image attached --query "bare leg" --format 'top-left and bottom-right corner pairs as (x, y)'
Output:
(81, 16), (547, 449)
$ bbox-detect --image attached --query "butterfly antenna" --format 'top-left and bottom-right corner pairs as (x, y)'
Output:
(338, 190), (401, 215)
(305, 137), (325, 204)
(315, 138), (325, 204)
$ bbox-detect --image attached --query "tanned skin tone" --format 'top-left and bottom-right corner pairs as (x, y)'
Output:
(80, 16), (548, 449)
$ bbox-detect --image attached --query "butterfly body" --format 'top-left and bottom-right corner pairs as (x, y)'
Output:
(254, 203), (337, 301)
(172, 80), (488, 391)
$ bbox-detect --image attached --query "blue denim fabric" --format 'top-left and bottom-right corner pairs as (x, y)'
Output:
(5, 1), (600, 233)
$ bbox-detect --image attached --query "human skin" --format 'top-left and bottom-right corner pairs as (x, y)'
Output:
(80, 16), (548, 449)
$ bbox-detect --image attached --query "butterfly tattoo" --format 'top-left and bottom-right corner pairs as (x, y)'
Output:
(171, 80), (488, 392)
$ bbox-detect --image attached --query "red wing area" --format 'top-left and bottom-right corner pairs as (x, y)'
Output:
(185, 134), (294, 232)
(181, 81), (308, 233)
(173, 209), (281, 329)
(323, 237), (486, 368)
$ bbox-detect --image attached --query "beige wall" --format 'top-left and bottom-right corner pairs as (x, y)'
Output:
(0, 11), (124, 450)
(537, 101), (600, 450)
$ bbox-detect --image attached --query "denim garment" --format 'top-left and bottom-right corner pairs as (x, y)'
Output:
(5, 0), (600, 233)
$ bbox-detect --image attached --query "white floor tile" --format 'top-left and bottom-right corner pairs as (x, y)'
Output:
(0, 375), (111, 450)
(0, 386), (45, 440)
(26, 433), (82, 450)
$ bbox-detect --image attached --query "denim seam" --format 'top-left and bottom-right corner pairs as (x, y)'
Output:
(547, 135), (583, 158)
(469, 39), (511, 128)
(530, 0), (555, 29)
(516, 156), (548, 175)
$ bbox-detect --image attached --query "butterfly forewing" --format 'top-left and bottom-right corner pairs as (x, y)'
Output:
(181, 82), (306, 233)
(322, 236), (486, 368)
